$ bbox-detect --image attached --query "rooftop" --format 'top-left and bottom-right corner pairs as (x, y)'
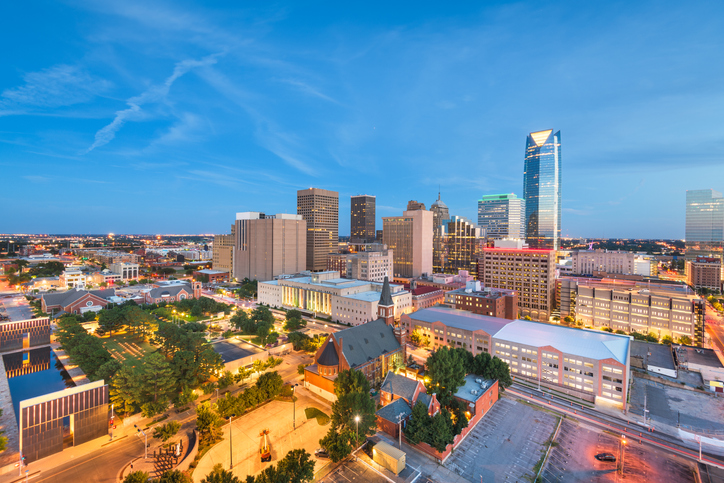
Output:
(380, 371), (420, 403)
(375, 397), (412, 424)
(494, 321), (630, 365)
(454, 375), (496, 403)
(408, 306), (513, 335)
(679, 346), (723, 368)
(631, 341), (676, 371)
(332, 318), (402, 368)
(195, 269), (228, 275)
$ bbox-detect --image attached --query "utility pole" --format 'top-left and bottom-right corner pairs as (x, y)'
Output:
(292, 384), (299, 429)
(696, 435), (702, 462)
(643, 394), (648, 426)
(134, 425), (148, 460)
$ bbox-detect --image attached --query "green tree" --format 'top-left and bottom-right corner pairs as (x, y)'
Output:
(139, 352), (176, 403)
(320, 369), (376, 462)
(645, 333), (659, 343)
(157, 470), (193, 483)
(153, 421), (181, 442)
(202, 464), (240, 483)
(563, 316), (574, 325)
(98, 309), (124, 337)
(235, 366), (253, 385)
(662, 335), (674, 345)
(425, 346), (466, 406)
(196, 403), (223, 447)
(256, 371), (283, 400)
(427, 409), (455, 452)
(0, 409), (6, 453)
(123, 471), (151, 483)
(82, 311), (97, 322)
(271, 449), (315, 483)
(482, 356), (512, 390)
(404, 401), (431, 445)
(679, 335), (692, 345)
(217, 370), (235, 390)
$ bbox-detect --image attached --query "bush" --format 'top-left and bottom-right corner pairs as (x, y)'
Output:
(141, 400), (170, 418)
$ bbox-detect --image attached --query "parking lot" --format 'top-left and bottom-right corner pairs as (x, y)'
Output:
(318, 458), (391, 483)
(0, 295), (33, 321)
(540, 419), (696, 482)
(445, 396), (558, 482)
(629, 375), (724, 436)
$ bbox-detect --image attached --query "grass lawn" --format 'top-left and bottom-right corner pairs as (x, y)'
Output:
(304, 407), (330, 425)
(101, 331), (157, 362)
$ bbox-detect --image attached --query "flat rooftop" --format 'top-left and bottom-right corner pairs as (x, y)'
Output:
(680, 346), (723, 368)
(454, 375), (496, 403)
(631, 340), (676, 371)
(408, 306), (513, 335)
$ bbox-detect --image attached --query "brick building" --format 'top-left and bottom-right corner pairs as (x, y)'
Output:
(143, 281), (202, 304)
(687, 257), (722, 292)
(404, 281), (445, 310)
(304, 277), (407, 400)
(41, 288), (116, 317)
(443, 281), (518, 320)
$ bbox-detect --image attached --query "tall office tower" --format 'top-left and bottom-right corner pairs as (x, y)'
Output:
(351, 195), (376, 243)
(383, 210), (433, 278)
(478, 193), (525, 240)
(685, 189), (724, 263)
(233, 213), (306, 281)
(443, 216), (485, 275)
(297, 188), (339, 271)
(524, 129), (562, 250)
(431, 191), (450, 273)
(407, 200), (426, 211)
(213, 226), (235, 274)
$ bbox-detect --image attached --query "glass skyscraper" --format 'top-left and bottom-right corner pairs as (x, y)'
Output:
(478, 193), (525, 240)
(685, 189), (724, 261)
(523, 129), (561, 250)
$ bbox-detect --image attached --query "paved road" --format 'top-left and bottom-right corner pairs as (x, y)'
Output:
(0, 296), (32, 321)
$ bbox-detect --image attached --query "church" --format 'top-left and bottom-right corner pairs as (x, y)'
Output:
(303, 276), (407, 400)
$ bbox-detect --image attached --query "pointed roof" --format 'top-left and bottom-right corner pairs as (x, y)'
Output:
(317, 340), (340, 366)
(530, 129), (553, 146)
(379, 276), (394, 307)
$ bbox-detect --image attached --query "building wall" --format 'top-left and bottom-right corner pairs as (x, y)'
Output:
(383, 210), (433, 278)
(347, 249), (394, 282)
(351, 195), (376, 243)
(0, 317), (51, 352)
(524, 130), (562, 250)
(213, 231), (235, 274)
(233, 215), (307, 282)
(687, 259), (722, 291)
(477, 194), (525, 240)
(575, 285), (704, 344)
(478, 248), (555, 322)
(20, 381), (108, 463)
(298, 188), (339, 272)
(110, 262), (139, 280)
(444, 290), (518, 320)
(571, 250), (635, 275)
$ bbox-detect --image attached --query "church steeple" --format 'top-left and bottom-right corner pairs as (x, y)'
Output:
(378, 275), (395, 326)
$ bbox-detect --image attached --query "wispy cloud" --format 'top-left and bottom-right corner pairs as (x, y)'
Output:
(278, 79), (339, 104)
(1, 65), (111, 109)
(23, 175), (51, 183)
(83, 54), (222, 153)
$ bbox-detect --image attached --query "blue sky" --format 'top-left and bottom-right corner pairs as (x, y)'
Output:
(2, 1), (723, 238)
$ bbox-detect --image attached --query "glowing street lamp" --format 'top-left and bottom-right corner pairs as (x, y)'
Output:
(355, 415), (360, 446)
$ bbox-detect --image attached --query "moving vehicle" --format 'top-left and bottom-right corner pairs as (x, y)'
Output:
(595, 453), (616, 462)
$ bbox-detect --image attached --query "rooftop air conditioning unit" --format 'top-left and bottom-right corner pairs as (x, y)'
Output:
(475, 378), (482, 383)
(470, 389), (478, 395)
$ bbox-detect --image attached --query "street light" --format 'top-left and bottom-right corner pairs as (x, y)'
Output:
(227, 414), (236, 469)
(134, 425), (148, 460)
(355, 415), (360, 447)
(291, 384), (299, 429)
(619, 435), (626, 476)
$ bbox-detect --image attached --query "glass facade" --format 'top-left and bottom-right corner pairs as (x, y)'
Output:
(685, 189), (724, 261)
(478, 193), (525, 240)
(524, 130), (561, 250)
(351, 195), (376, 242)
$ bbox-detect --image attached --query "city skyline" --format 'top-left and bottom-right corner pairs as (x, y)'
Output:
(2, 2), (724, 237)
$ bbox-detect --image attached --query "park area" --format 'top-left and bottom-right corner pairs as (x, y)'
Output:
(101, 331), (157, 362)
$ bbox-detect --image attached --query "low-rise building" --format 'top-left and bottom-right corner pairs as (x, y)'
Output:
(304, 281), (407, 398)
(687, 257), (722, 292)
(143, 281), (201, 304)
(401, 306), (631, 406)
(404, 282), (445, 310)
(41, 288), (117, 317)
(558, 277), (705, 346)
(193, 269), (229, 283)
(60, 266), (86, 288)
(443, 281), (518, 320)
(90, 270), (122, 285)
(258, 271), (412, 325)
(110, 262), (139, 280)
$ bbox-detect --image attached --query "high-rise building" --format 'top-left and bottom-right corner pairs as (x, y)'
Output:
(350, 195), (376, 243)
(524, 130), (562, 250)
(477, 239), (556, 322)
(478, 194), (525, 240)
(213, 228), (235, 274)
(685, 189), (724, 263)
(431, 191), (450, 273)
(687, 257), (722, 292)
(383, 210), (433, 278)
(233, 212), (306, 281)
(345, 248), (394, 282)
(297, 188), (339, 271)
(406, 200), (426, 211)
(430, 191), (450, 228)
(441, 216), (485, 275)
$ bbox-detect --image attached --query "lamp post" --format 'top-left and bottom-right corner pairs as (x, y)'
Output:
(227, 414), (236, 469)
(134, 425), (148, 460)
(619, 435), (626, 477)
(355, 415), (360, 447)
(291, 384), (299, 429)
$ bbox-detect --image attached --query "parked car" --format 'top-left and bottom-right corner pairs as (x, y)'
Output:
(314, 448), (329, 459)
(595, 453), (616, 462)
